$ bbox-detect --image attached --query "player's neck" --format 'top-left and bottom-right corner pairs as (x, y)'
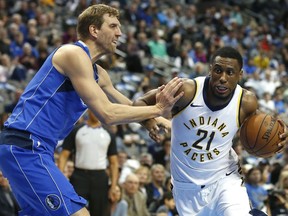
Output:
(81, 39), (108, 63)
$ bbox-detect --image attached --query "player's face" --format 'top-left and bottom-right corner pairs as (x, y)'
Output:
(96, 14), (122, 54)
(209, 56), (242, 100)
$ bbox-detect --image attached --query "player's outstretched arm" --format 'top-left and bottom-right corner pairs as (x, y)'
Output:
(53, 45), (183, 125)
(133, 79), (196, 141)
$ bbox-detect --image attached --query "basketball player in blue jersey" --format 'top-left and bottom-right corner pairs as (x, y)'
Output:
(0, 4), (184, 216)
(134, 46), (288, 216)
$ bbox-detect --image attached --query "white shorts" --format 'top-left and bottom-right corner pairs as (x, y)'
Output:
(172, 173), (251, 216)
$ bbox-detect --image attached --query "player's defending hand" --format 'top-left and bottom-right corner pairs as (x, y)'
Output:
(155, 77), (184, 118)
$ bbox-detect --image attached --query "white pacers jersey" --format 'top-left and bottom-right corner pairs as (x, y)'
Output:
(171, 76), (243, 187)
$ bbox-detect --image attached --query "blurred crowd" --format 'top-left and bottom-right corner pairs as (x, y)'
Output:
(0, 0), (288, 215)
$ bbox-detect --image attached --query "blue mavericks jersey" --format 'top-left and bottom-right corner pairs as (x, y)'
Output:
(4, 41), (99, 141)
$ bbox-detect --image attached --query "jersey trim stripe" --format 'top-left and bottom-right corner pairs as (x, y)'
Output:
(236, 87), (243, 128)
(25, 78), (67, 130)
(6, 65), (54, 128)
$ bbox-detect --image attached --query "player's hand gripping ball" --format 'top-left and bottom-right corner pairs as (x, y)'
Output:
(240, 113), (285, 158)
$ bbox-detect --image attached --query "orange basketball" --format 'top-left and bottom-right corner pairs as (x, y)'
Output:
(239, 113), (284, 158)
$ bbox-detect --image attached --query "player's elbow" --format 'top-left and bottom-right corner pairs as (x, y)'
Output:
(97, 113), (115, 125)
(99, 109), (122, 125)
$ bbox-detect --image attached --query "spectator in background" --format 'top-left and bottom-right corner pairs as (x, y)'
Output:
(58, 110), (119, 216)
(136, 32), (151, 58)
(156, 191), (177, 216)
(253, 49), (270, 70)
(62, 159), (74, 180)
(142, 64), (161, 88)
(122, 173), (150, 216)
(134, 165), (150, 198)
(148, 30), (169, 62)
(9, 31), (25, 58)
(26, 19), (39, 47)
(189, 41), (207, 64)
(258, 92), (276, 114)
(2, 88), (23, 122)
(145, 164), (167, 213)
(154, 137), (171, 172)
(245, 167), (269, 212)
(243, 56), (258, 80)
(119, 155), (140, 186)
(174, 48), (195, 71)
(110, 184), (128, 216)
(19, 42), (39, 72)
(117, 150), (129, 175)
(0, 27), (11, 55)
(139, 152), (154, 168)
(269, 170), (288, 216)
(166, 32), (182, 59)
(0, 54), (27, 83)
(274, 90), (286, 115)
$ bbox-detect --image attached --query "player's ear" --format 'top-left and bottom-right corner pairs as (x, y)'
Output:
(208, 64), (212, 76)
(239, 69), (243, 79)
(89, 25), (99, 38)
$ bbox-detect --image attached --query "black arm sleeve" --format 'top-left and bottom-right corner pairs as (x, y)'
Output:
(62, 123), (85, 153)
(107, 134), (118, 156)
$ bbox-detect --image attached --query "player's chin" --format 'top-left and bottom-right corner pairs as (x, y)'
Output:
(214, 91), (230, 99)
(111, 43), (117, 50)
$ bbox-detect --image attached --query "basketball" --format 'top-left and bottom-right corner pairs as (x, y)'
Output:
(239, 113), (284, 158)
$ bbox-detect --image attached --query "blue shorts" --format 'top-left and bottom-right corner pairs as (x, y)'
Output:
(0, 128), (87, 216)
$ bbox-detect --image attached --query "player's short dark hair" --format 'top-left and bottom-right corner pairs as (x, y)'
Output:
(210, 46), (243, 69)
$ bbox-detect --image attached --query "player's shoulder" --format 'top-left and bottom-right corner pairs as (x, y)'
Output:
(53, 44), (89, 64)
(53, 43), (91, 75)
(177, 78), (197, 94)
(241, 88), (258, 105)
(56, 44), (87, 57)
(172, 78), (197, 116)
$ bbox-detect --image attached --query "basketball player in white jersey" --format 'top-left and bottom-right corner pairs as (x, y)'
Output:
(134, 46), (288, 216)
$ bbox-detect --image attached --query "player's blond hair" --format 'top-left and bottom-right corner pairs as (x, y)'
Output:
(77, 4), (119, 40)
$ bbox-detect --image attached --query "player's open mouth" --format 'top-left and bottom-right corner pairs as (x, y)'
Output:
(216, 86), (228, 93)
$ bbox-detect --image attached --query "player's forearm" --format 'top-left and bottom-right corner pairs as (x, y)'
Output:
(109, 162), (119, 188)
(109, 156), (119, 187)
(92, 103), (163, 125)
(132, 90), (158, 128)
(108, 89), (133, 105)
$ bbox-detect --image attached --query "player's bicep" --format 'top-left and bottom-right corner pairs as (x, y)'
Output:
(54, 46), (112, 119)
(240, 89), (259, 124)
